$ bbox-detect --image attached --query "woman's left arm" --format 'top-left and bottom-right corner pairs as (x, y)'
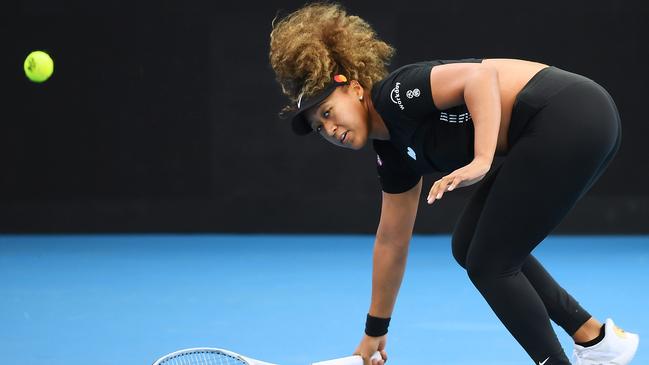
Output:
(464, 66), (501, 166)
(426, 65), (501, 204)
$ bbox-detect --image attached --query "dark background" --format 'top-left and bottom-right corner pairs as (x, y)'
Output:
(1, 0), (647, 233)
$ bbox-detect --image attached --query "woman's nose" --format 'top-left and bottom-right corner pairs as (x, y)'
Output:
(325, 123), (337, 137)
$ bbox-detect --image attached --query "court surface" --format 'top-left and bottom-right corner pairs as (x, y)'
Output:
(1, 234), (647, 365)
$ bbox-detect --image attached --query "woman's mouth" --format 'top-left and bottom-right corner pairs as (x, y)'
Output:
(340, 131), (348, 144)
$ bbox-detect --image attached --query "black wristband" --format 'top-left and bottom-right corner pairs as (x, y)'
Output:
(365, 313), (391, 337)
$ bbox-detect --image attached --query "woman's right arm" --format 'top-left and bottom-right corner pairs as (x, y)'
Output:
(370, 178), (422, 319)
(355, 178), (422, 365)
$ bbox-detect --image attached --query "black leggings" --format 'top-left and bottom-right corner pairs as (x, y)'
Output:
(451, 66), (622, 365)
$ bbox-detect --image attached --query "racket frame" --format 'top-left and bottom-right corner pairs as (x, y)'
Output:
(152, 347), (278, 365)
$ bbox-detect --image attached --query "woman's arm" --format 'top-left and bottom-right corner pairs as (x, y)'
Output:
(429, 62), (501, 166)
(355, 179), (421, 364)
(424, 63), (500, 203)
(463, 66), (501, 165)
(369, 178), (422, 318)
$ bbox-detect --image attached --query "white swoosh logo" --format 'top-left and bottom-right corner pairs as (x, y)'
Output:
(539, 357), (550, 365)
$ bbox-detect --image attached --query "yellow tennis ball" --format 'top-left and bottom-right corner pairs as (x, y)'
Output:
(24, 50), (54, 83)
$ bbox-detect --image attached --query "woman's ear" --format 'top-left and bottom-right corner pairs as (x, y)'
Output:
(349, 79), (364, 98)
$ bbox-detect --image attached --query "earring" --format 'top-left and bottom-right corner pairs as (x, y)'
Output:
(359, 95), (364, 101)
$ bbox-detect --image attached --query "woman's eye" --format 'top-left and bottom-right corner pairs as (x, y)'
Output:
(323, 110), (330, 118)
(315, 125), (323, 133)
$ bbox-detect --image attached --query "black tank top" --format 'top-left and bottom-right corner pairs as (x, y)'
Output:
(370, 58), (484, 193)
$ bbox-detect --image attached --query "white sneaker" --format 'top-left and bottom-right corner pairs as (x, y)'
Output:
(572, 318), (639, 365)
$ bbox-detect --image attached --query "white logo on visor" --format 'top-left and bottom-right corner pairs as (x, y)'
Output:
(297, 92), (304, 109)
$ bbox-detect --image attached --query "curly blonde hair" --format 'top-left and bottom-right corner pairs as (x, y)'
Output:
(269, 2), (395, 117)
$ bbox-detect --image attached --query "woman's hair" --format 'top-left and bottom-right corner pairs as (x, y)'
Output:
(269, 2), (395, 117)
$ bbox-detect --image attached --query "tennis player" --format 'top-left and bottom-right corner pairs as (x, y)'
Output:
(268, 3), (639, 365)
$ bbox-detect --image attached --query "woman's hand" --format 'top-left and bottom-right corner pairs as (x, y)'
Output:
(427, 158), (492, 204)
(354, 334), (388, 365)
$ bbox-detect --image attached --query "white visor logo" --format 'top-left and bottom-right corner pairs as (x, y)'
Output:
(297, 92), (304, 109)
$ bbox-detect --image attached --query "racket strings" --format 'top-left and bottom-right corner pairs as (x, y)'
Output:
(160, 351), (247, 365)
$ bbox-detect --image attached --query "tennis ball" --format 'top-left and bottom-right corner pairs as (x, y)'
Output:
(24, 50), (54, 83)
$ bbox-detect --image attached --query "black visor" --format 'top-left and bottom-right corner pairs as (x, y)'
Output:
(288, 74), (350, 135)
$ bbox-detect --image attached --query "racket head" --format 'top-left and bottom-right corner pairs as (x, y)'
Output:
(152, 347), (277, 365)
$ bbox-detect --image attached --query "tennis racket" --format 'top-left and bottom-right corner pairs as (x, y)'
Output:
(152, 347), (382, 365)
(152, 348), (277, 365)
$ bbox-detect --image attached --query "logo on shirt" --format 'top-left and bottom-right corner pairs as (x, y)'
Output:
(407, 147), (417, 160)
(440, 111), (472, 123)
(376, 155), (383, 167)
(390, 82), (405, 110)
(406, 88), (420, 99)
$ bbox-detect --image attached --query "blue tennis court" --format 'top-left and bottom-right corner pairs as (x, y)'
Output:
(1, 234), (646, 365)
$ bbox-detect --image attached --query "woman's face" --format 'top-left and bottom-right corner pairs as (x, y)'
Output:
(305, 83), (369, 150)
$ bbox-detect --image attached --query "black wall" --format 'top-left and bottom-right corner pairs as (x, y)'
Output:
(1, 0), (647, 233)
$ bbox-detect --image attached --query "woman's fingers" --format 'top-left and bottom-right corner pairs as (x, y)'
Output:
(371, 351), (385, 365)
(448, 176), (461, 191)
(427, 182), (437, 204)
(428, 176), (460, 204)
(379, 350), (388, 363)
